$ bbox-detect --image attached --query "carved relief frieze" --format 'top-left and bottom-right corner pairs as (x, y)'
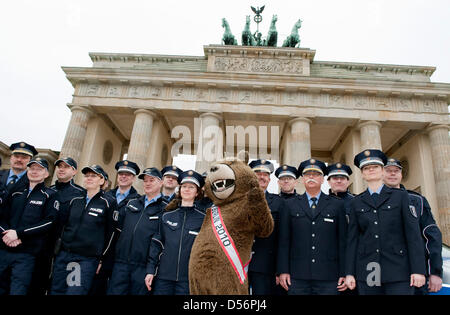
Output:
(213, 56), (304, 75)
(86, 84), (100, 96)
(76, 81), (446, 116)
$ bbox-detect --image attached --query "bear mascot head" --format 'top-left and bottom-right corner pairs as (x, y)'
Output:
(188, 158), (274, 295)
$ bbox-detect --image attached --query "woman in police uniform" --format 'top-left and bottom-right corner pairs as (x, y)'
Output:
(345, 149), (426, 295)
(145, 170), (205, 295)
(50, 165), (117, 295)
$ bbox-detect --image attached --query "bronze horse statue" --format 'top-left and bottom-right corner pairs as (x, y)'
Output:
(242, 15), (256, 46)
(282, 19), (302, 47)
(222, 18), (237, 45)
(266, 14), (278, 47)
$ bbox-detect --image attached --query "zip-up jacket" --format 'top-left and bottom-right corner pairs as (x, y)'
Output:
(147, 205), (205, 281)
(0, 182), (58, 256)
(114, 195), (166, 266)
(105, 186), (140, 230)
(50, 179), (86, 236)
(401, 185), (443, 278)
(61, 190), (117, 259)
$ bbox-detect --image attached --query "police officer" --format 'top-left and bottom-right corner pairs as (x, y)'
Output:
(383, 158), (443, 294)
(50, 165), (118, 295)
(326, 163), (354, 213)
(90, 160), (141, 295)
(0, 157), (58, 295)
(0, 142), (38, 194)
(160, 165), (182, 203)
(345, 150), (426, 295)
(107, 167), (166, 295)
(248, 159), (285, 295)
(145, 170), (205, 295)
(275, 165), (299, 199)
(27, 157), (85, 295)
(278, 159), (347, 295)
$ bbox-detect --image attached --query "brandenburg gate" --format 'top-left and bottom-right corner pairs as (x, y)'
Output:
(58, 41), (450, 242)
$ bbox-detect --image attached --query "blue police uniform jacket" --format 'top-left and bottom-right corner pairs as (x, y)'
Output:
(103, 186), (141, 268)
(61, 190), (117, 259)
(147, 205), (205, 282)
(0, 182), (58, 256)
(50, 180), (86, 236)
(329, 190), (354, 215)
(403, 186), (443, 278)
(0, 169), (30, 195)
(277, 192), (347, 281)
(345, 185), (426, 283)
(114, 195), (167, 266)
(249, 192), (285, 275)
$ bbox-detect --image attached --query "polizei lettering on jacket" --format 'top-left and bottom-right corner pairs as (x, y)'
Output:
(211, 205), (249, 284)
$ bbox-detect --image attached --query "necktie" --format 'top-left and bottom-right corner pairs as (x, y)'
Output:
(7, 175), (18, 189)
(372, 193), (379, 205)
(311, 197), (318, 214)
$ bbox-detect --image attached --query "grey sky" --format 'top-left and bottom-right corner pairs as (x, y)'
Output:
(1, 0), (449, 151)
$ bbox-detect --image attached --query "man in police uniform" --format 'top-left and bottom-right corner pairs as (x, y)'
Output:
(0, 142), (38, 294)
(0, 142), (38, 194)
(275, 165), (299, 199)
(90, 159), (141, 295)
(278, 159), (347, 295)
(0, 157), (58, 295)
(27, 157), (85, 295)
(326, 163), (354, 213)
(247, 159), (285, 295)
(160, 165), (182, 203)
(383, 158), (443, 294)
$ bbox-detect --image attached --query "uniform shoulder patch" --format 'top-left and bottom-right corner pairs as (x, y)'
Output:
(409, 205), (418, 218)
(113, 210), (119, 221)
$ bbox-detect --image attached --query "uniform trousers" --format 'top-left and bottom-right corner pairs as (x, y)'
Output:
(357, 280), (414, 295)
(288, 278), (338, 295)
(0, 249), (35, 295)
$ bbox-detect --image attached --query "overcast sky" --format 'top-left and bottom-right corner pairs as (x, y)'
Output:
(1, 0), (449, 155)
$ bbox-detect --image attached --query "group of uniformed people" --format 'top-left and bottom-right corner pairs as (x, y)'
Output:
(0, 141), (444, 295)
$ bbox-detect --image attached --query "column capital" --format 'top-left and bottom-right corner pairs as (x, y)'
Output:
(356, 120), (382, 130)
(426, 123), (450, 134)
(198, 111), (223, 121)
(288, 117), (312, 127)
(133, 108), (158, 119)
(69, 105), (94, 117)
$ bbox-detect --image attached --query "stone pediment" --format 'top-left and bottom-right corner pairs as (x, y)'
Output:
(204, 45), (315, 76)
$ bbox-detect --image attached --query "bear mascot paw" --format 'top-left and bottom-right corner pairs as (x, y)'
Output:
(188, 158), (274, 295)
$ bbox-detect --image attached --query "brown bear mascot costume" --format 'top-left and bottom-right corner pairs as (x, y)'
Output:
(189, 158), (274, 294)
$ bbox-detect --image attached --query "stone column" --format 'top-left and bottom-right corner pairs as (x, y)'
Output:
(127, 109), (157, 172)
(195, 112), (223, 174)
(288, 117), (312, 166)
(357, 120), (382, 150)
(427, 124), (450, 244)
(287, 117), (312, 194)
(59, 106), (93, 162)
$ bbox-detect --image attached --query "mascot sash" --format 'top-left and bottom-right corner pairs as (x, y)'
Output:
(211, 205), (250, 284)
